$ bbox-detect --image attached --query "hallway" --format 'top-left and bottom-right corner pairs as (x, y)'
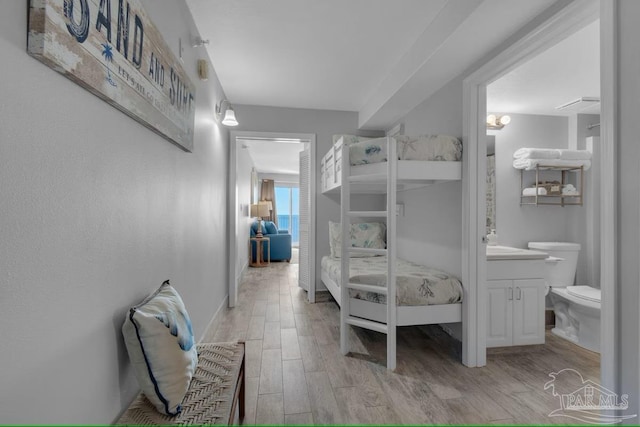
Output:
(204, 261), (600, 424)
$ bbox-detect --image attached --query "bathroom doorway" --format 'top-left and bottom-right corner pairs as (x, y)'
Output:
(486, 19), (601, 362)
(463, 0), (616, 395)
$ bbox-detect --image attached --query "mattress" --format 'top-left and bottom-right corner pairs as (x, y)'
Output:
(321, 256), (463, 306)
(349, 135), (462, 166)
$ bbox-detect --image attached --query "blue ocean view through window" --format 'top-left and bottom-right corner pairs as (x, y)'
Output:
(275, 186), (299, 246)
(277, 215), (299, 245)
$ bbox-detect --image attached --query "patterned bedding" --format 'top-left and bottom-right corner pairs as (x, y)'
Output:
(321, 256), (463, 306)
(349, 135), (462, 166)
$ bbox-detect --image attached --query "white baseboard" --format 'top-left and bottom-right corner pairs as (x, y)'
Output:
(237, 260), (248, 284)
(200, 259), (247, 342)
(199, 294), (229, 343)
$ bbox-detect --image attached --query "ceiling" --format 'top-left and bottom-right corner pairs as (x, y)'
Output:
(186, 0), (563, 129)
(239, 139), (306, 175)
(487, 19), (600, 116)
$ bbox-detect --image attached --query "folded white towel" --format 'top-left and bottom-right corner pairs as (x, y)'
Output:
(557, 149), (592, 160)
(513, 148), (560, 160)
(523, 187), (548, 196)
(513, 158), (591, 171)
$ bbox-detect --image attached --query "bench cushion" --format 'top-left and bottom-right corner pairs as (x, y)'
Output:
(117, 342), (245, 425)
(121, 281), (198, 415)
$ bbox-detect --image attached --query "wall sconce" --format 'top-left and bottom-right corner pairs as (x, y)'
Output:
(487, 114), (511, 130)
(216, 99), (239, 127)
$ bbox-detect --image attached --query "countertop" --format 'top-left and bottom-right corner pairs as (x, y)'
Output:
(486, 245), (548, 260)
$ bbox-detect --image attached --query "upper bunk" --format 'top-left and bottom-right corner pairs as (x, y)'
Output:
(321, 134), (462, 194)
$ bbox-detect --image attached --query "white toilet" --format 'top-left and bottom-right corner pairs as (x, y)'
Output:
(527, 242), (601, 353)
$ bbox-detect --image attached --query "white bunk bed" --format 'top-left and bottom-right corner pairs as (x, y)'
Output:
(321, 135), (462, 194)
(321, 135), (463, 370)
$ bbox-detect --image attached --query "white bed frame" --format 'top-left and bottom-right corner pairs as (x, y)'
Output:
(321, 269), (462, 325)
(325, 136), (463, 370)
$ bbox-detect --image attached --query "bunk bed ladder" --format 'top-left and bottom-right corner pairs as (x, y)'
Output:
(339, 137), (397, 370)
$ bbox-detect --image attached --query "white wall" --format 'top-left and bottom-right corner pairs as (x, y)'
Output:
(490, 114), (572, 249)
(568, 114), (600, 286)
(393, 77), (464, 276)
(0, 1), (229, 423)
(232, 105), (383, 286)
(488, 113), (601, 287)
(617, 0), (640, 417)
(236, 154), (255, 279)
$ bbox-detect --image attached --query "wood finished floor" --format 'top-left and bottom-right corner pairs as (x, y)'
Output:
(204, 258), (600, 425)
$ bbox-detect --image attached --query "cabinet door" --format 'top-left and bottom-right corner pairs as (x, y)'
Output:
(486, 280), (513, 348)
(513, 279), (545, 345)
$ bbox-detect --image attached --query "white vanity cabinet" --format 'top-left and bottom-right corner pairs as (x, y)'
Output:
(486, 258), (546, 347)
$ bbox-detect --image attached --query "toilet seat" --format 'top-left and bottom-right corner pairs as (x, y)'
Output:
(551, 288), (601, 310)
(566, 285), (601, 303)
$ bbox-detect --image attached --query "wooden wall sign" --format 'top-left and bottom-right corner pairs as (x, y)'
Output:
(27, 0), (196, 152)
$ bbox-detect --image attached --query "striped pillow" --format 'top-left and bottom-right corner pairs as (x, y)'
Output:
(122, 281), (198, 415)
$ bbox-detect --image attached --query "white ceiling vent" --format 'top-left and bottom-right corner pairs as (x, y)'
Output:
(555, 97), (600, 112)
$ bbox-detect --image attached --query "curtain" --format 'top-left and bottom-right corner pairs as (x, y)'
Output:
(260, 179), (278, 227)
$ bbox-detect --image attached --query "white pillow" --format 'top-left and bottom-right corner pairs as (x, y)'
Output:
(329, 221), (386, 258)
(122, 281), (198, 415)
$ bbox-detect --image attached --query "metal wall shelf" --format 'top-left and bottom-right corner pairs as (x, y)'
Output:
(519, 165), (584, 207)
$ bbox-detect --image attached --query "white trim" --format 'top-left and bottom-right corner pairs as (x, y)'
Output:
(229, 130), (316, 305)
(599, 0), (617, 395)
(462, 76), (489, 367)
(198, 294), (229, 343)
(308, 135), (317, 304)
(228, 134), (238, 307)
(462, 0), (600, 368)
(237, 260), (248, 285)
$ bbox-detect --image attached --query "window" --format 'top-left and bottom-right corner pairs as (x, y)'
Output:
(275, 185), (299, 246)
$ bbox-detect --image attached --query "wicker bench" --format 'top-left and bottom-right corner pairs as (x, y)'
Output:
(117, 341), (245, 425)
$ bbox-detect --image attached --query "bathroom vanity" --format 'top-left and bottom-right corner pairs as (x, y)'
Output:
(486, 246), (548, 347)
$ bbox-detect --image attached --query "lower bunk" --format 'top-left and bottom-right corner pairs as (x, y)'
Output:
(320, 255), (463, 326)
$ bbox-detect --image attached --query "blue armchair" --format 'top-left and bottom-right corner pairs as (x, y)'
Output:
(250, 221), (292, 262)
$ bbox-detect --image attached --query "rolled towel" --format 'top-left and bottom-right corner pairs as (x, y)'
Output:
(523, 187), (548, 196)
(557, 149), (592, 160)
(513, 148), (560, 160)
(562, 184), (579, 196)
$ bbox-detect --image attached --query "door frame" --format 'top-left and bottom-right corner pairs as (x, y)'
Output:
(228, 131), (316, 306)
(462, 0), (615, 384)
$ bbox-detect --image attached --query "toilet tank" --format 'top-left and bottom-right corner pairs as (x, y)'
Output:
(528, 242), (581, 287)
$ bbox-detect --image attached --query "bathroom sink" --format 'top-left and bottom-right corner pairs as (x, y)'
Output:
(486, 245), (548, 260)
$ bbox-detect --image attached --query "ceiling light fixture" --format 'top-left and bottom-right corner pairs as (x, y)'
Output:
(555, 97), (600, 112)
(216, 99), (239, 127)
(487, 114), (511, 130)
